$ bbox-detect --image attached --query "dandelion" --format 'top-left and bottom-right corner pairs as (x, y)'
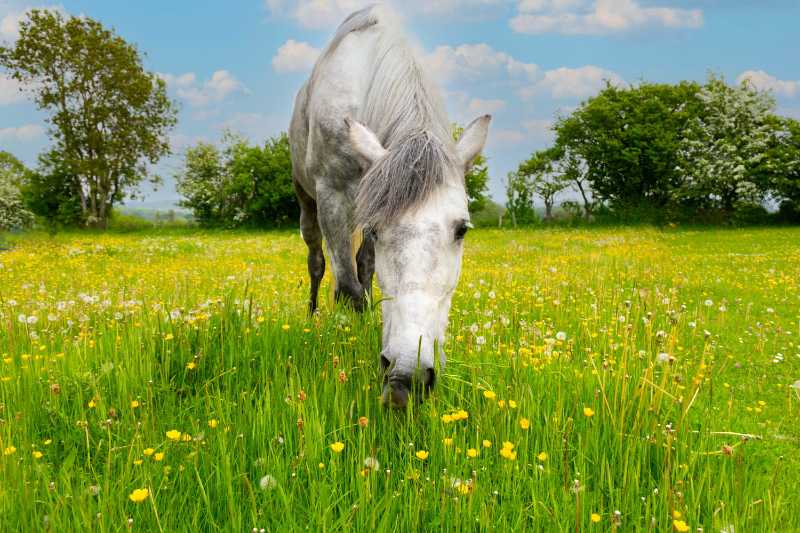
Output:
(508, 400), (517, 409)
(537, 451), (548, 461)
(466, 448), (479, 458)
(482, 440), (492, 448)
(591, 513), (601, 523)
(415, 450), (429, 460)
(556, 331), (567, 341)
(166, 430), (182, 441)
(500, 447), (516, 460)
(673, 520), (690, 532)
(519, 418), (530, 430)
(186, 361), (197, 370)
(259, 475), (277, 491)
(154, 452), (165, 462)
(128, 488), (149, 503)
(3, 446), (16, 456)
(363, 457), (380, 470)
(32, 450), (43, 459)
(130, 400), (140, 409)
(143, 448), (155, 456)
(330, 441), (345, 453)
(208, 419), (219, 429)
(583, 406), (595, 418)
(483, 390), (496, 400)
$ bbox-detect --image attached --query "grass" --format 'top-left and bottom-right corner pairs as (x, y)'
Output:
(1, 226), (798, 531)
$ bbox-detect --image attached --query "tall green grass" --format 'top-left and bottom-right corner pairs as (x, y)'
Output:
(0, 227), (798, 531)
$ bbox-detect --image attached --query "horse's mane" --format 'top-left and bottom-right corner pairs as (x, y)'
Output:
(318, 5), (458, 229)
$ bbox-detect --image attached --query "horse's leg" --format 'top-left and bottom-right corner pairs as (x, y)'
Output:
(295, 184), (325, 314)
(356, 228), (376, 298)
(315, 185), (365, 312)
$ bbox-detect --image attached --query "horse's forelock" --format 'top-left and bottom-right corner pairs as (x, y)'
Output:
(355, 131), (458, 230)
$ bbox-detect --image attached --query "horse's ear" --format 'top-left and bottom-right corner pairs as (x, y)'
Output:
(456, 115), (491, 169)
(346, 118), (387, 167)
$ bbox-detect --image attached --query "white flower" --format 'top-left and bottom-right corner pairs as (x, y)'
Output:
(657, 353), (670, 364)
(618, 315), (626, 323)
(556, 331), (567, 341)
(488, 291), (496, 299)
(469, 323), (478, 334)
(704, 299), (713, 307)
(363, 457), (380, 470)
(18, 314), (27, 324)
(259, 475), (277, 491)
(26, 315), (38, 325)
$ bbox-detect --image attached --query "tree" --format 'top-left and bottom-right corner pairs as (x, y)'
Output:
(675, 74), (776, 214)
(553, 81), (703, 216)
(0, 9), (177, 228)
(453, 124), (489, 214)
(176, 133), (299, 227)
(504, 172), (537, 227)
(0, 152), (34, 230)
(20, 151), (84, 228)
(754, 116), (800, 221)
(518, 147), (569, 221)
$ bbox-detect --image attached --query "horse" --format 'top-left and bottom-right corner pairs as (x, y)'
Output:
(289, 5), (490, 408)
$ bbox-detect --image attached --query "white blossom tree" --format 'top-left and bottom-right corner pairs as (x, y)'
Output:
(0, 151), (34, 231)
(675, 74), (776, 213)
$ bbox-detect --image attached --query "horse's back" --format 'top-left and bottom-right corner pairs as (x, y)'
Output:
(290, 6), (391, 195)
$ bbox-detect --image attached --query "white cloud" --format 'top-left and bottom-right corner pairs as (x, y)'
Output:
(0, 73), (28, 105)
(424, 43), (538, 84)
(524, 65), (624, 99)
(488, 128), (526, 147)
(272, 40), (321, 73)
(0, 123), (44, 141)
(264, 0), (506, 29)
(468, 98), (506, 115)
(510, 0), (703, 35)
(1, 5), (66, 42)
(737, 70), (799, 98)
(159, 70), (246, 107)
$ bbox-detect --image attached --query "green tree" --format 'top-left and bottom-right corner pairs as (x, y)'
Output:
(176, 133), (298, 227)
(0, 151), (34, 230)
(517, 147), (569, 221)
(453, 124), (489, 214)
(504, 171), (537, 227)
(553, 81), (703, 217)
(0, 9), (177, 228)
(20, 151), (84, 228)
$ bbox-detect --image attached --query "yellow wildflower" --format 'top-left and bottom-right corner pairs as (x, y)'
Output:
(466, 448), (479, 458)
(537, 451), (548, 461)
(415, 450), (429, 460)
(208, 419), (219, 429)
(482, 440), (492, 448)
(673, 520), (690, 532)
(519, 418), (530, 430)
(166, 429), (182, 441)
(129, 488), (149, 503)
(130, 400), (140, 409)
(330, 441), (345, 453)
(154, 452), (165, 462)
(32, 450), (43, 459)
(3, 446), (16, 456)
(143, 448), (155, 456)
(591, 513), (601, 523)
(583, 406), (595, 417)
(483, 390), (496, 400)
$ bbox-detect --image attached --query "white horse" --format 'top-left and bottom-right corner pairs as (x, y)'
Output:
(289, 5), (490, 408)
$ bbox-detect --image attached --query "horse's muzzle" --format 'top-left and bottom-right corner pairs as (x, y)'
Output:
(381, 357), (436, 409)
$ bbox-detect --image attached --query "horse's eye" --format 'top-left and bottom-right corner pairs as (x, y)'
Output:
(454, 221), (472, 241)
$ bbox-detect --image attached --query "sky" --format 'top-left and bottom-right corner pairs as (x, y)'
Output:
(1, 0), (799, 208)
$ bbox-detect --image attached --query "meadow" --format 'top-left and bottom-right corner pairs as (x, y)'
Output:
(1, 227), (798, 532)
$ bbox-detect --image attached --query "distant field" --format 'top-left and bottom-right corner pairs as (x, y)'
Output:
(1, 227), (798, 531)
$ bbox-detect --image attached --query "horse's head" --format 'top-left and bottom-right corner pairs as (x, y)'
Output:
(347, 115), (491, 408)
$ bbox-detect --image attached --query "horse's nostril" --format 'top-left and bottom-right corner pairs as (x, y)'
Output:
(424, 368), (437, 389)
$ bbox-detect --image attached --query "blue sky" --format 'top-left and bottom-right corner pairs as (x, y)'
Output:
(2, 0), (799, 207)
